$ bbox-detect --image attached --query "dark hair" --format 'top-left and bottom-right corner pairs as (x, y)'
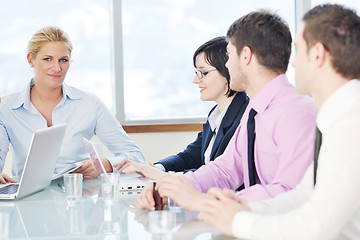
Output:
(303, 4), (360, 79)
(193, 36), (236, 97)
(226, 9), (292, 74)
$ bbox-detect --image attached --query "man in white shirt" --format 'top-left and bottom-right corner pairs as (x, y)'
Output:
(198, 4), (360, 240)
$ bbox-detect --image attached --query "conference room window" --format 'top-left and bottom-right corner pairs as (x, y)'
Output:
(117, 0), (296, 124)
(0, 0), (114, 111)
(0, 0), (298, 126)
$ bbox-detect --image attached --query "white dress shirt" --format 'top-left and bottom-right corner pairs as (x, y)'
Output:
(232, 79), (360, 239)
(0, 80), (145, 177)
(203, 105), (227, 165)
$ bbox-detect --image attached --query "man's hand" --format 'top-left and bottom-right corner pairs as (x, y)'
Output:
(198, 188), (250, 236)
(0, 173), (17, 184)
(155, 172), (206, 212)
(114, 159), (166, 180)
(135, 183), (163, 211)
(135, 173), (206, 212)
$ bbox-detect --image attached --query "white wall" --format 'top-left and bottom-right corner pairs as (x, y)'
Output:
(129, 131), (198, 163)
(97, 131), (198, 163)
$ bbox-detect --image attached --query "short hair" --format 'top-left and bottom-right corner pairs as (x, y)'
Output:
(27, 26), (73, 58)
(193, 36), (236, 97)
(226, 10), (292, 74)
(302, 4), (360, 79)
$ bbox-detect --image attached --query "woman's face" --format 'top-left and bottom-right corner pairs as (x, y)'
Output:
(27, 41), (70, 89)
(193, 52), (228, 103)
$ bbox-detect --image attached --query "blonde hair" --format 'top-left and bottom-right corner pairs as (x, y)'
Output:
(27, 26), (73, 58)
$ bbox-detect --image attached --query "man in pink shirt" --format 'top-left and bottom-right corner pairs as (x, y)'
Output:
(135, 10), (317, 211)
(198, 4), (360, 239)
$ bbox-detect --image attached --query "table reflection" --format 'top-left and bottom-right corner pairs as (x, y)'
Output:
(66, 203), (85, 235)
(0, 177), (235, 240)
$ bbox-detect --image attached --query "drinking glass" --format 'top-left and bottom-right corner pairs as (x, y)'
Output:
(101, 172), (120, 205)
(63, 173), (83, 205)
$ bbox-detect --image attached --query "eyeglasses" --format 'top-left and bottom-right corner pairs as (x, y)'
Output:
(194, 69), (217, 79)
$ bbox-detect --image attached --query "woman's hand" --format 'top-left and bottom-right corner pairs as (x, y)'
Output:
(0, 173), (17, 184)
(114, 159), (166, 180)
(72, 159), (98, 178)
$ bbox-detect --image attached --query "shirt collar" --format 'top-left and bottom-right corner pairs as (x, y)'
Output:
(249, 74), (291, 114)
(208, 105), (228, 132)
(9, 79), (82, 110)
(62, 83), (81, 100)
(10, 79), (33, 110)
(317, 79), (360, 133)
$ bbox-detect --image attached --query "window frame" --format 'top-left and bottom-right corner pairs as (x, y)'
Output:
(111, 0), (311, 132)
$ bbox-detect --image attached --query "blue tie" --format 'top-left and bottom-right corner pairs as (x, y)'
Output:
(314, 127), (322, 186)
(247, 108), (257, 186)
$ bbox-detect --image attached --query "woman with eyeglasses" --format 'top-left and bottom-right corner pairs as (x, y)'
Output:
(115, 36), (248, 179)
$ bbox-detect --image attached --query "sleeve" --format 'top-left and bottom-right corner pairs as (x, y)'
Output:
(92, 96), (145, 165)
(156, 130), (204, 172)
(184, 125), (244, 193)
(0, 119), (10, 173)
(232, 120), (360, 240)
(235, 106), (316, 202)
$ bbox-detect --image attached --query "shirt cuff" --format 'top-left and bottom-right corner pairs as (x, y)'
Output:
(106, 156), (119, 166)
(154, 163), (166, 172)
(248, 201), (266, 213)
(232, 211), (256, 239)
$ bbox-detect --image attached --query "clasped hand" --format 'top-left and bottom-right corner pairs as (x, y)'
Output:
(198, 188), (251, 236)
(135, 172), (207, 212)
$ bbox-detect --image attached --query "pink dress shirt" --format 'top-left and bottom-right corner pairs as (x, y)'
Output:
(185, 74), (317, 202)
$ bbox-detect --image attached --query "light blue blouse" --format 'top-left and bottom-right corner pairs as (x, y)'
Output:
(0, 80), (144, 177)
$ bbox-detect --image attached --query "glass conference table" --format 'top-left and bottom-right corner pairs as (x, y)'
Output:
(0, 176), (237, 240)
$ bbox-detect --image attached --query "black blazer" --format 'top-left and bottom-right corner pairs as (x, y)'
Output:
(157, 92), (248, 172)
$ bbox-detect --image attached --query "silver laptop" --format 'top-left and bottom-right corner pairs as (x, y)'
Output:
(0, 123), (66, 200)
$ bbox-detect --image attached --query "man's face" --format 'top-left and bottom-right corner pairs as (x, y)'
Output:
(292, 24), (314, 95)
(225, 41), (247, 92)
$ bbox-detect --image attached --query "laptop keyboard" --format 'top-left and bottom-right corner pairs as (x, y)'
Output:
(0, 184), (19, 194)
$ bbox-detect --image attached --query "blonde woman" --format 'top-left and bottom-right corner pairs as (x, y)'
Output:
(0, 26), (144, 182)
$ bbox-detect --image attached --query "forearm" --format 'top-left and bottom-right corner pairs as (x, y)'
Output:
(248, 167), (313, 215)
(0, 122), (10, 173)
(107, 151), (145, 166)
(95, 98), (145, 164)
(101, 158), (113, 173)
(185, 158), (243, 193)
(158, 133), (203, 172)
(233, 126), (360, 239)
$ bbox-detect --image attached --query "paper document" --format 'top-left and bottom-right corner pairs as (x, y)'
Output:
(52, 162), (83, 180)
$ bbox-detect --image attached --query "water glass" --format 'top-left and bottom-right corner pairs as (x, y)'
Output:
(101, 173), (120, 204)
(168, 198), (182, 212)
(63, 173), (83, 205)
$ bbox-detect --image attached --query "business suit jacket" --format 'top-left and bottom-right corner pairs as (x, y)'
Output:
(157, 92), (248, 172)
